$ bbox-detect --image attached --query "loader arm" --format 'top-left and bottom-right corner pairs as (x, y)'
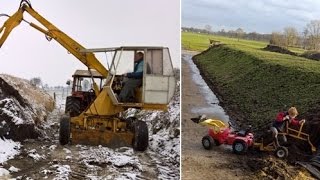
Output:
(0, 1), (108, 94)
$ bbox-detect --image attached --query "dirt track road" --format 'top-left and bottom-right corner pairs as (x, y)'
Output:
(181, 52), (254, 180)
(181, 51), (313, 180)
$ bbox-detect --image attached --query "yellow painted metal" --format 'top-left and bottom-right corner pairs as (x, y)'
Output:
(199, 119), (227, 133)
(71, 128), (134, 147)
(70, 115), (133, 147)
(85, 87), (123, 116)
(0, 8), (24, 47)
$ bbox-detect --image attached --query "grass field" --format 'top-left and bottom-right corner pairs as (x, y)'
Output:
(182, 32), (306, 54)
(185, 32), (320, 129)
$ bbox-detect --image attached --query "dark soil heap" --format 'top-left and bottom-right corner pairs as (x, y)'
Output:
(300, 51), (320, 61)
(0, 74), (54, 141)
(263, 44), (297, 56)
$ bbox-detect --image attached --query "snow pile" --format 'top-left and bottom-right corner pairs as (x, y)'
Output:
(0, 74), (54, 140)
(51, 164), (71, 180)
(79, 145), (141, 169)
(0, 138), (20, 164)
(27, 149), (45, 161)
(0, 168), (9, 176)
(0, 98), (33, 125)
(79, 145), (142, 179)
(125, 79), (180, 179)
(8, 166), (20, 172)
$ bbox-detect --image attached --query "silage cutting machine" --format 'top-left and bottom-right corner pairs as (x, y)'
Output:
(0, 0), (176, 151)
(191, 115), (317, 158)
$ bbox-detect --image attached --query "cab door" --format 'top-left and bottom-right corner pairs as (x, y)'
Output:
(143, 48), (176, 104)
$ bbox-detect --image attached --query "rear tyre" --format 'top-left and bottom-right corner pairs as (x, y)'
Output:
(59, 115), (70, 145)
(133, 121), (149, 151)
(275, 146), (288, 159)
(202, 135), (214, 150)
(232, 140), (248, 154)
(65, 96), (81, 117)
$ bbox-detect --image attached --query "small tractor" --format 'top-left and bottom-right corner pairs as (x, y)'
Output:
(191, 116), (254, 154)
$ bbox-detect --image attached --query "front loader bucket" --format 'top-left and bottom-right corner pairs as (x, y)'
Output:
(71, 128), (134, 148)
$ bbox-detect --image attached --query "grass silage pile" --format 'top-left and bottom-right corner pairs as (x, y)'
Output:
(0, 74), (54, 141)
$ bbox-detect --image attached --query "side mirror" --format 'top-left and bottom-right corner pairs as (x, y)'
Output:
(66, 80), (71, 85)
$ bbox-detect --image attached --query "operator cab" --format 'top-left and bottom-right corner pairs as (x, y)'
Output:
(108, 46), (175, 106)
(81, 46), (176, 108)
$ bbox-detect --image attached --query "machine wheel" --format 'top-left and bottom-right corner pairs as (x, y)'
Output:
(214, 139), (221, 146)
(133, 121), (149, 151)
(65, 96), (81, 117)
(59, 115), (70, 145)
(275, 146), (288, 159)
(232, 140), (248, 154)
(202, 135), (214, 150)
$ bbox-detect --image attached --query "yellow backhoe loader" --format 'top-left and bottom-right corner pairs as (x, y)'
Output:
(0, 0), (176, 151)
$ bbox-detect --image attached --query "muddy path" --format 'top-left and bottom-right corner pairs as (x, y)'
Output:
(181, 51), (313, 180)
(3, 107), (170, 179)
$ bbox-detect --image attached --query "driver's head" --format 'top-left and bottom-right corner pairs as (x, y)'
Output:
(288, 107), (298, 118)
(134, 52), (144, 62)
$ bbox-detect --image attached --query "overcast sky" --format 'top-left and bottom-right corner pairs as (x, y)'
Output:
(0, 0), (180, 86)
(182, 0), (320, 34)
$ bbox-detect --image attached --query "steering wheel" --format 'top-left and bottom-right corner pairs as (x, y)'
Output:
(89, 88), (95, 93)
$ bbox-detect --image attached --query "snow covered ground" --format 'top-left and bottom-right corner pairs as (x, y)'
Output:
(0, 139), (20, 164)
(0, 79), (180, 179)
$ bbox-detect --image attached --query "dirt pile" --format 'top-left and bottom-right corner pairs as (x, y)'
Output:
(300, 51), (320, 61)
(263, 44), (297, 56)
(0, 74), (54, 141)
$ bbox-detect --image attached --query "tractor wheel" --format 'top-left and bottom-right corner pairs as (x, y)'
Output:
(232, 140), (248, 154)
(214, 139), (221, 146)
(133, 121), (149, 151)
(59, 115), (70, 145)
(275, 146), (288, 159)
(65, 96), (81, 117)
(202, 135), (214, 150)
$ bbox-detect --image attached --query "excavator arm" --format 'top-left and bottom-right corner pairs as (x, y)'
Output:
(0, 1), (108, 94)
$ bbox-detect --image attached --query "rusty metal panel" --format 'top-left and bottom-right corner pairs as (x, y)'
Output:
(71, 128), (134, 148)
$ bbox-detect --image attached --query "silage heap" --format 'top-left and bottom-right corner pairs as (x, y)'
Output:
(0, 74), (54, 141)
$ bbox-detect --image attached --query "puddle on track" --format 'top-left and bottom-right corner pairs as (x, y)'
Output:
(182, 53), (230, 123)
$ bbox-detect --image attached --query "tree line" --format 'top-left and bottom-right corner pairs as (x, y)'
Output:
(182, 20), (320, 50)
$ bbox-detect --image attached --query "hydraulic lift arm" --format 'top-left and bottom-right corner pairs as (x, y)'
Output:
(0, 1), (108, 94)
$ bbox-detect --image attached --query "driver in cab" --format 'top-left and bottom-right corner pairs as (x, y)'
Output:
(119, 52), (144, 102)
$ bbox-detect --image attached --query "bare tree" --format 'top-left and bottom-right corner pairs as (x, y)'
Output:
(235, 28), (245, 41)
(204, 24), (212, 33)
(305, 20), (320, 50)
(30, 77), (42, 87)
(283, 27), (298, 48)
(270, 32), (285, 46)
(302, 28), (309, 49)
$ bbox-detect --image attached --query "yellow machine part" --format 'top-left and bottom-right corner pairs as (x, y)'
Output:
(71, 129), (134, 147)
(71, 115), (134, 147)
(199, 119), (227, 133)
